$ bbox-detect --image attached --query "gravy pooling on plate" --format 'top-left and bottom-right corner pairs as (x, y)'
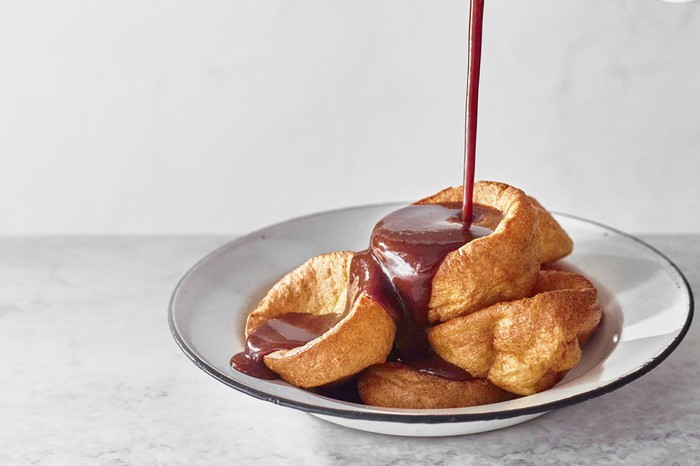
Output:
(231, 203), (502, 381)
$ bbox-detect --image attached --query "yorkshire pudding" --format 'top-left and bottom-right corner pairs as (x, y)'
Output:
(428, 270), (602, 395)
(529, 197), (573, 263)
(415, 181), (542, 323)
(246, 251), (396, 388)
(357, 363), (512, 409)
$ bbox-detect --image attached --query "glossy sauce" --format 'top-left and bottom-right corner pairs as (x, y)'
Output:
(231, 312), (340, 379)
(231, 203), (502, 382)
(463, 0), (486, 224)
(233, 0), (492, 387)
(353, 203), (501, 379)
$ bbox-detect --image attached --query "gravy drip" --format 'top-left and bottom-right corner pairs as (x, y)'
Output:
(231, 312), (340, 379)
(463, 0), (486, 224)
(231, 203), (502, 383)
(352, 202), (502, 379)
(232, 0), (493, 389)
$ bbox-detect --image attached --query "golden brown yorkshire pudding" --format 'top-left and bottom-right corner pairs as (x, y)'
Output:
(529, 197), (573, 263)
(415, 181), (541, 323)
(357, 363), (512, 409)
(246, 252), (396, 389)
(428, 270), (602, 395)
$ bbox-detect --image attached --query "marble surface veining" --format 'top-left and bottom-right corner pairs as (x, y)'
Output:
(0, 236), (698, 465)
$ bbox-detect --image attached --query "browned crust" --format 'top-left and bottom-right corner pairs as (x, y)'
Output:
(245, 251), (396, 388)
(357, 363), (513, 409)
(529, 196), (574, 263)
(416, 181), (542, 323)
(428, 270), (602, 395)
(264, 293), (396, 388)
(246, 252), (353, 336)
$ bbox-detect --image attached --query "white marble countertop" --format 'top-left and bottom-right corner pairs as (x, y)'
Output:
(2, 236), (698, 465)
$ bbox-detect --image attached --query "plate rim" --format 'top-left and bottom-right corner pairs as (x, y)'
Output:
(168, 204), (694, 424)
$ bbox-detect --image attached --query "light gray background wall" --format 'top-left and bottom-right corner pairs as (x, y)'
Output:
(1, 0), (698, 235)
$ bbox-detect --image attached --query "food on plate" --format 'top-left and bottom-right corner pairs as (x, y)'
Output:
(428, 270), (602, 396)
(231, 181), (602, 409)
(357, 363), (512, 409)
(529, 197), (574, 264)
(234, 251), (395, 388)
(415, 182), (540, 323)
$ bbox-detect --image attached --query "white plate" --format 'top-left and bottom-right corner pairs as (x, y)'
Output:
(168, 204), (693, 437)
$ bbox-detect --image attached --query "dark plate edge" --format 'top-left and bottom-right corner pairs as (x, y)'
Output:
(167, 209), (694, 424)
